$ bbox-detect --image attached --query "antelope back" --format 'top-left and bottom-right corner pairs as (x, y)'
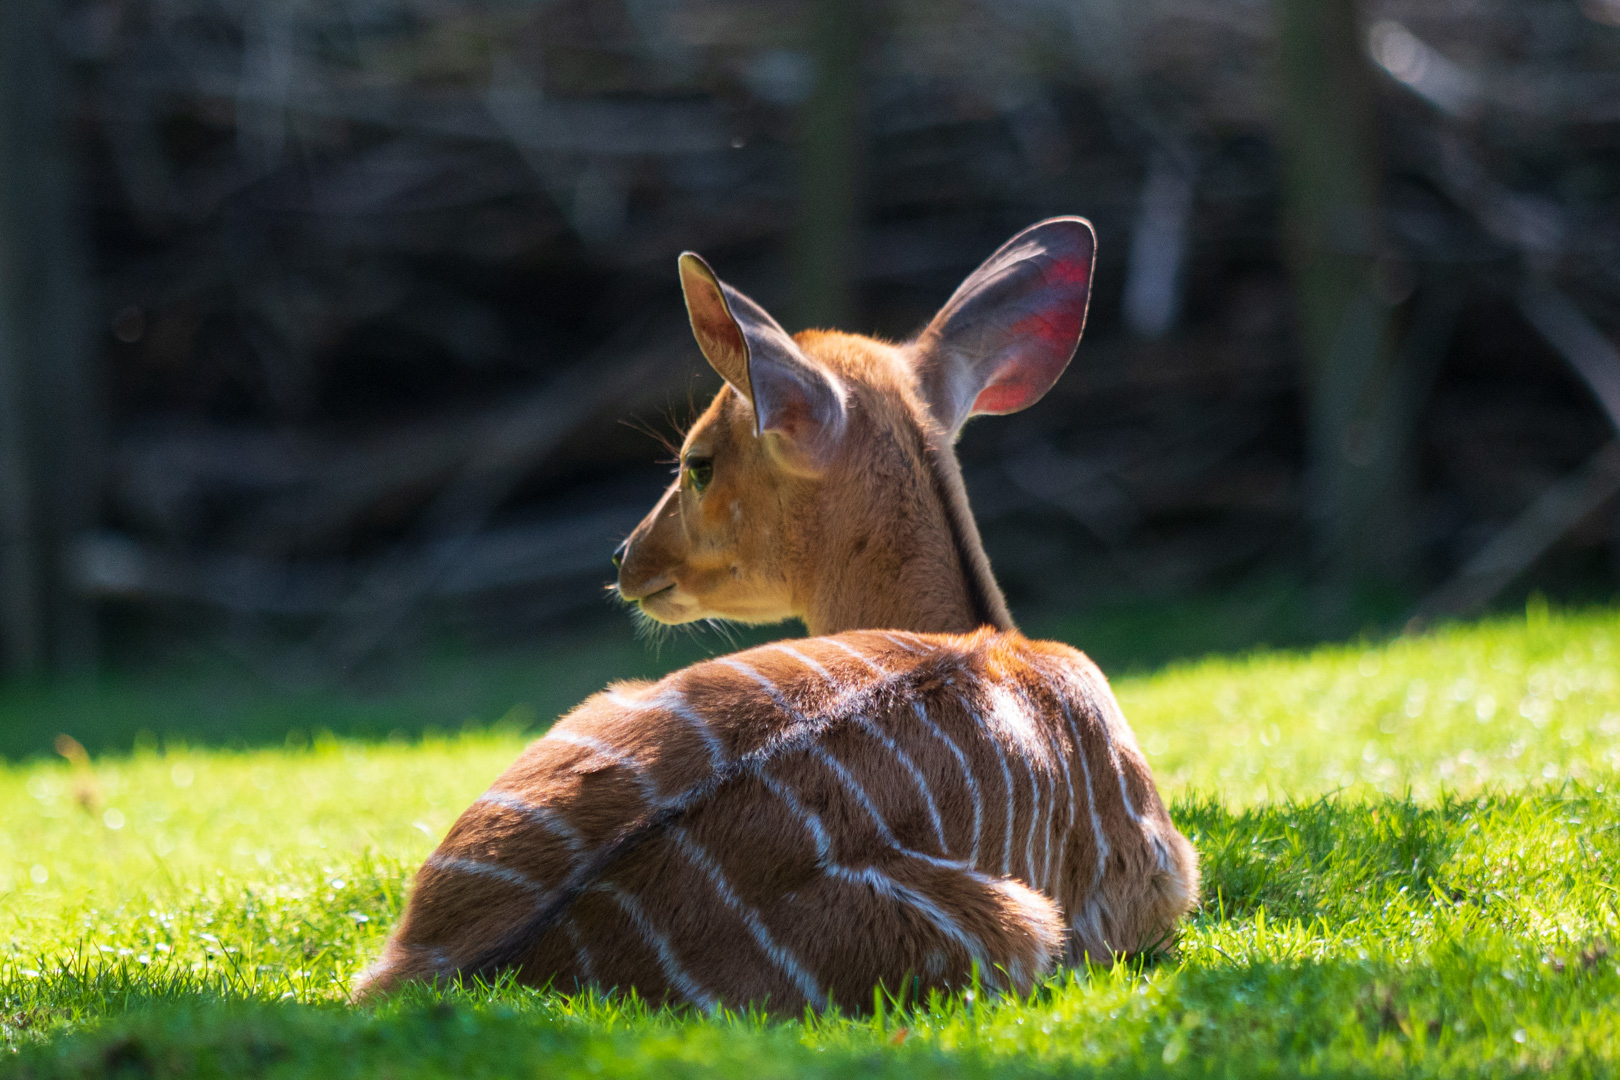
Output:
(358, 629), (1197, 1008)
(615, 218), (1097, 639)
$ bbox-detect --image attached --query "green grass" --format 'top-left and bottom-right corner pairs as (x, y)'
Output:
(0, 626), (764, 762)
(3, 603), (1620, 1077)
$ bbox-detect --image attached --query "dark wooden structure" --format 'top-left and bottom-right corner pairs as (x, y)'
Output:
(1, 0), (1617, 674)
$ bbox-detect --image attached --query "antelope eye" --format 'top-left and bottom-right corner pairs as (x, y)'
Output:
(685, 457), (714, 493)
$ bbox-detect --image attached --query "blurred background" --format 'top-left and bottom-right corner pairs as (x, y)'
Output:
(2, 0), (1619, 750)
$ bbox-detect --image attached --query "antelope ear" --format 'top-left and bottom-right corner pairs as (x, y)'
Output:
(678, 252), (847, 471)
(910, 217), (1096, 438)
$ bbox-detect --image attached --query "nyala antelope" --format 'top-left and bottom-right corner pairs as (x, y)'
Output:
(358, 218), (1199, 1010)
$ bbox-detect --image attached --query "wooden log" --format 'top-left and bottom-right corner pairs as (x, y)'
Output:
(1123, 147), (1197, 340)
(70, 505), (643, 616)
(1517, 280), (1620, 432)
(130, 56), (733, 157)
(1411, 442), (1620, 625)
(0, 224), (42, 674)
(0, 0), (100, 674)
(221, 315), (695, 554)
(790, 0), (863, 329)
(286, 316), (692, 675)
(1275, 0), (1412, 605)
(1401, 282), (1620, 623)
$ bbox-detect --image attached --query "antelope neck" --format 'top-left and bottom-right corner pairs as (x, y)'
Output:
(801, 425), (1016, 639)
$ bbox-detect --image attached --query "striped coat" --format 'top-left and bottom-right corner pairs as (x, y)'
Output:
(357, 627), (1198, 1009)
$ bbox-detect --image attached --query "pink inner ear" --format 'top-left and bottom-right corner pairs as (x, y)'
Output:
(680, 256), (751, 390)
(690, 289), (747, 368)
(1040, 253), (1093, 288)
(968, 256), (1090, 416)
(971, 341), (1067, 414)
(972, 370), (1045, 415)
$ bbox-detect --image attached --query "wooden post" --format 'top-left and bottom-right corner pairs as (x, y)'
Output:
(0, 249), (43, 675)
(0, 0), (100, 675)
(790, 0), (862, 330)
(1275, 0), (1411, 612)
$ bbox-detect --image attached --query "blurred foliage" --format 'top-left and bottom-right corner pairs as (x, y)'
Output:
(2, 0), (1615, 677)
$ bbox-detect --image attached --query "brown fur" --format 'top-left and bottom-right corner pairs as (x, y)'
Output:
(618, 331), (1009, 637)
(358, 219), (1199, 1010)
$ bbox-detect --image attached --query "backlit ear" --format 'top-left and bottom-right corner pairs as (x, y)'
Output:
(910, 217), (1096, 438)
(678, 252), (847, 471)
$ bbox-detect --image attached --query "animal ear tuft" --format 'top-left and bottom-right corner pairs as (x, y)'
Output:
(676, 252), (847, 472)
(911, 217), (1096, 437)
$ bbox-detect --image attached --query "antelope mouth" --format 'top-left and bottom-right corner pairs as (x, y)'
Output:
(637, 582), (676, 605)
(616, 569), (674, 604)
(634, 581), (695, 623)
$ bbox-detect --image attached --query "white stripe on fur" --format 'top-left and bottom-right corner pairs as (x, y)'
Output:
(606, 687), (727, 771)
(910, 701), (982, 864)
(476, 790), (584, 851)
(955, 692), (1018, 877)
(604, 885), (718, 1012)
(547, 729), (666, 806)
(669, 826), (828, 1008)
(425, 854), (545, 893)
(564, 918), (598, 988)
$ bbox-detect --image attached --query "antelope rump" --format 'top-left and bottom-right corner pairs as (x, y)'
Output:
(356, 218), (1200, 1011)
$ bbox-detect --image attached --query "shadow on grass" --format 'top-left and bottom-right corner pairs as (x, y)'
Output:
(6, 945), (1615, 1080)
(6, 580), (1615, 764)
(2, 574), (1399, 762)
(0, 623), (779, 763)
(7, 786), (1616, 1077)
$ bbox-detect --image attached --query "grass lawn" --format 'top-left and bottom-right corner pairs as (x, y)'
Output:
(2, 602), (1618, 1077)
